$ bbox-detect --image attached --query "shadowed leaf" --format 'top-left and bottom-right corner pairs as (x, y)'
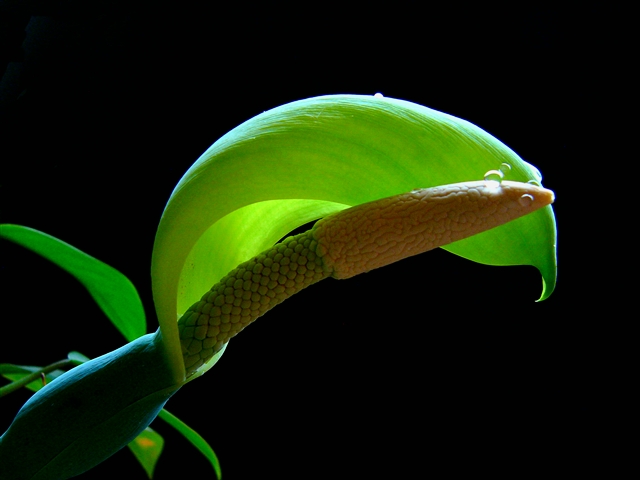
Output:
(128, 427), (165, 479)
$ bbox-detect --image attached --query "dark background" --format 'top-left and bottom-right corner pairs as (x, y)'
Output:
(0, 2), (622, 479)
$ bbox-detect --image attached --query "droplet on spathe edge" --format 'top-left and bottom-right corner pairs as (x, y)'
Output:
(374, 92), (384, 98)
(527, 179), (541, 187)
(484, 169), (504, 184)
(519, 194), (534, 207)
(499, 163), (512, 175)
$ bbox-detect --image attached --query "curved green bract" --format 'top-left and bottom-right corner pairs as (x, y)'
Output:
(0, 224), (146, 342)
(151, 94), (557, 378)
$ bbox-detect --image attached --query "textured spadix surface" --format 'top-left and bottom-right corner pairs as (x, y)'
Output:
(315, 180), (554, 279)
(151, 94), (557, 382)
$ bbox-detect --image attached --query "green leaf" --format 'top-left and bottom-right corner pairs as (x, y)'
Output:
(151, 94), (557, 365)
(127, 427), (165, 479)
(158, 409), (222, 480)
(0, 224), (146, 342)
(0, 364), (34, 375)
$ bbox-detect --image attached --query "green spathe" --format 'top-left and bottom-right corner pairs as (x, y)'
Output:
(152, 95), (557, 380)
(0, 332), (179, 480)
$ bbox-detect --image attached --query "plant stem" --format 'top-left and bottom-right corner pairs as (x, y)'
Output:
(0, 360), (75, 397)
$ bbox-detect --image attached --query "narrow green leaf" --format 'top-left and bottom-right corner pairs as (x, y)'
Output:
(0, 364), (31, 374)
(127, 427), (165, 479)
(0, 224), (146, 342)
(158, 409), (222, 480)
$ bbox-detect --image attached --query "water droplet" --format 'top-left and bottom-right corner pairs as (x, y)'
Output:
(527, 179), (541, 187)
(499, 163), (511, 175)
(374, 92), (384, 98)
(529, 164), (543, 182)
(484, 169), (504, 183)
(519, 194), (534, 207)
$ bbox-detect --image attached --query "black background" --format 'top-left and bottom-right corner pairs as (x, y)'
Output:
(0, 2), (624, 479)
